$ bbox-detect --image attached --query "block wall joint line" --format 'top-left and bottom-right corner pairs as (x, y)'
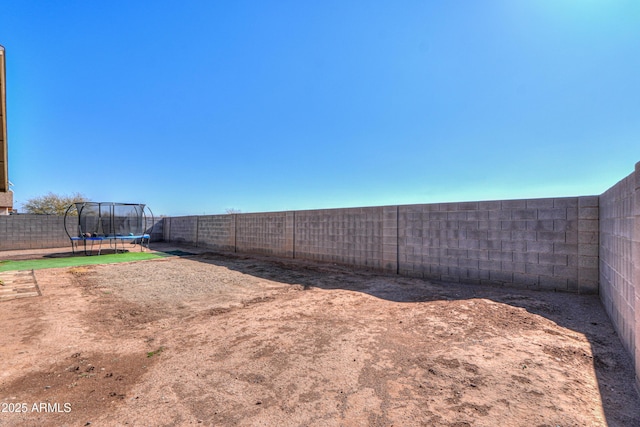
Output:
(162, 217), (171, 242)
(195, 216), (200, 248)
(233, 214), (237, 253)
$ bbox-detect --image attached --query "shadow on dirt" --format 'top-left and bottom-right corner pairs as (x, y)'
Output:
(174, 249), (640, 427)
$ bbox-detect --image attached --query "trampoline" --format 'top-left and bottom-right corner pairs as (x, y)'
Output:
(64, 202), (154, 255)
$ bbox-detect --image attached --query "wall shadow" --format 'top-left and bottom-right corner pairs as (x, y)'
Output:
(164, 248), (640, 426)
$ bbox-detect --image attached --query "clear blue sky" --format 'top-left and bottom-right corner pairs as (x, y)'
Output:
(2, 1), (639, 216)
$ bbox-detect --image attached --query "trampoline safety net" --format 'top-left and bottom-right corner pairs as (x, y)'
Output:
(64, 202), (154, 254)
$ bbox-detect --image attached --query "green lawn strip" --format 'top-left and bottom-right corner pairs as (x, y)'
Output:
(0, 252), (163, 272)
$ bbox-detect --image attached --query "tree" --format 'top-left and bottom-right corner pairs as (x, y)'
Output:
(22, 192), (88, 215)
(225, 208), (242, 214)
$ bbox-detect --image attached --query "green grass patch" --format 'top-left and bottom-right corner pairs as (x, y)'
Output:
(0, 252), (163, 272)
(147, 347), (164, 358)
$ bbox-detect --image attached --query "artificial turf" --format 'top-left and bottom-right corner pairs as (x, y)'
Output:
(0, 251), (164, 272)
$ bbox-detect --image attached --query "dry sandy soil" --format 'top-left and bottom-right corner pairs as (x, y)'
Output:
(1, 246), (639, 426)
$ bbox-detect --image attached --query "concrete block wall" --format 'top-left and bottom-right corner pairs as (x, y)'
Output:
(164, 196), (598, 293)
(599, 162), (640, 390)
(163, 208), (391, 270)
(397, 197), (599, 293)
(0, 215), (69, 250)
(162, 216), (198, 246)
(195, 215), (236, 251)
(235, 212), (291, 257)
(294, 207), (384, 269)
(382, 206), (399, 272)
(146, 217), (165, 242)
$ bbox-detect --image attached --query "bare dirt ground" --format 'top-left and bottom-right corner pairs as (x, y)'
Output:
(1, 245), (639, 426)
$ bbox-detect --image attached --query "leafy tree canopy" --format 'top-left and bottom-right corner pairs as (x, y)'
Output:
(22, 192), (88, 216)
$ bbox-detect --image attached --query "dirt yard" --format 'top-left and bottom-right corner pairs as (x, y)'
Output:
(1, 247), (639, 426)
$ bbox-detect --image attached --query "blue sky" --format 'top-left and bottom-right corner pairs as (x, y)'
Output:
(2, 1), (639, 216)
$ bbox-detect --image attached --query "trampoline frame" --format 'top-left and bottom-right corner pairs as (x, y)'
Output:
(64, 202), (154, 255)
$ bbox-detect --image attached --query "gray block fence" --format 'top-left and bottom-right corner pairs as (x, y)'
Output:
(164, 197), (599, 293)
(0, 215), (69, 250)
(599, 162), (640, 392)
